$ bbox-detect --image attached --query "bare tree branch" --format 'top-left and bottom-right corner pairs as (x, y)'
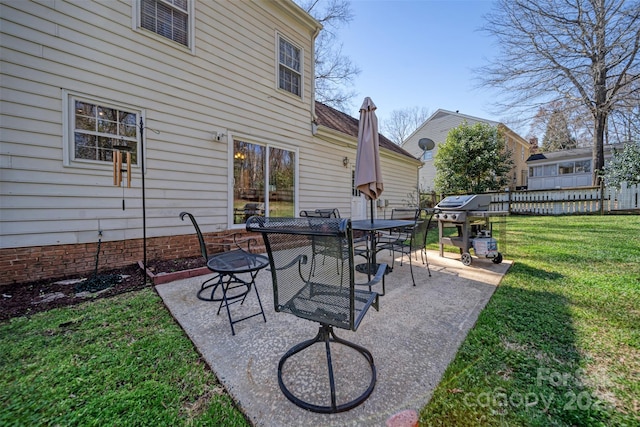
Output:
(380, 107), (431, 145)
(477, 0), (640, 184)
(295, 0), (361, 111)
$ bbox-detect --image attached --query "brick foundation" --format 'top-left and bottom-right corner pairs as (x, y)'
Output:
(0, 230), (262, 287)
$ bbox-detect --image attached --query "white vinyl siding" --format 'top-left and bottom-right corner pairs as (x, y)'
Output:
(0, 0), (318, 248)
(1, 0), (417, 254)
(297, 135), (420, 217)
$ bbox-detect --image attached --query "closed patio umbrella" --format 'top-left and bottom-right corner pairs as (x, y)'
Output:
(355, 97), (384, 223)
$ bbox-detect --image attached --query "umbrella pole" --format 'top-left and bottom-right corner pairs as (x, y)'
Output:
(370, 198), (374, 224)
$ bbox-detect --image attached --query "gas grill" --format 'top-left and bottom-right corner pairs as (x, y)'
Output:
(433, 194), (508, 265)
(433, 194), (491, 223)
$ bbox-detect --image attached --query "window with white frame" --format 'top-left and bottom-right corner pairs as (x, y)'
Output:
(575, 160), (591, 173)
(67, 94), (140, 166)
(529, 166), (543, 177)
(558, 161), (575, 174)
(139, 0), (190, 47)
(233, 140), (296, 224)
(351, 168), (361, 197)
(278, 35), (302, 97)
(530, 164), (558, 177)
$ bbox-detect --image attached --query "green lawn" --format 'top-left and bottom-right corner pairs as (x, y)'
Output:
(0, 291), (249, 426)
(1, 215), (637, 426)
(422, 215), (640, 426)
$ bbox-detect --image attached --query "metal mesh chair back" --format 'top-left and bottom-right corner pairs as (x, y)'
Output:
(416, 209), (434, 250)
(299, 208), (341, 218)
(410, 212), (430, 252)
(390, 208), (420, 221)
(246, 217), (375, 331)
(376, 209), (433, 285)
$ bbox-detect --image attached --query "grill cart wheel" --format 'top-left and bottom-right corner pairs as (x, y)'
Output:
(461, 252), (472, 266)
(492, 252), (503, 264)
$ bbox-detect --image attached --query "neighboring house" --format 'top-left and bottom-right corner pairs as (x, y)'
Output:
(401, 109), (531, 192)
(0, 0), (419, 285)
(526, 144), (621, 190)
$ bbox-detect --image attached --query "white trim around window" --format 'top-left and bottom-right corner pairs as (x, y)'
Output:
(276, 33), (303, 98)
(227, 132), (299, 228)
(62, 90), (144, 170)
(132, 0), (195, 54)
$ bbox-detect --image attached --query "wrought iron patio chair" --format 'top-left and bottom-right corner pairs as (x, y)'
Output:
(180, 211), (257, 299)
(386, 206), (421, 232)
(376, 209), (432, 286)
(300, 209), (369, 266)
(180, 211), (266, 334)
(300, 208), (345, 275)
(299, 208), (341, 218)
(246, 216), (385, 413)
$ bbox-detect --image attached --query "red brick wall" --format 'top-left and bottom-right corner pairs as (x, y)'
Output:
(0, 230), (261, 286)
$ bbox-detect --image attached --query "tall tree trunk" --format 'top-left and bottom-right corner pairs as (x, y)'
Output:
(592, 0), (607, 186)
(592, 112), (607, 185)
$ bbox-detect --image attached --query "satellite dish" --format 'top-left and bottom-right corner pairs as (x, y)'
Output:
(418, 138), (435, 151)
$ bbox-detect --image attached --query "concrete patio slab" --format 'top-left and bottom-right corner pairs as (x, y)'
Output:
(155, 250), (511, 426)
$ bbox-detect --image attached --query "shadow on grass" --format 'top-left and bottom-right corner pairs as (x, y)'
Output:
(421, 261), (615, 426)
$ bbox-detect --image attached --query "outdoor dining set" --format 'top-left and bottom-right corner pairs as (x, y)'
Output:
(179, 206), (433, 414)
(175, 96), (437, 414)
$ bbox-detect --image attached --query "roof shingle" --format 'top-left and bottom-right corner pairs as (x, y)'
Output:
(315, 101), (418, 160)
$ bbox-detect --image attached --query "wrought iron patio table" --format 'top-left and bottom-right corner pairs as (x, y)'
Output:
(206, 250), (268, 335)
(351, 219), (415, 279)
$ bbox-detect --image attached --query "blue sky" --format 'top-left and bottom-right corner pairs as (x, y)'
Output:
(334, 0), (507, 128)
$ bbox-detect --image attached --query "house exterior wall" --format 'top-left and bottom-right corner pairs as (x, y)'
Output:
(297, 133), (354, 215)
(0, 0), (421, 285)
(526, 146), (619, 190)
(527, 158), (593, 190)
(501, 125), (531, 189)
(312, 126), (422, 218)
(0, 0), (325, 284)
(375, 151), (422, 214)
(401, 109), (530, 192)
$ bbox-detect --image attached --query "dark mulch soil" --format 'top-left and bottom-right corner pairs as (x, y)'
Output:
(0, 257), (206, 322)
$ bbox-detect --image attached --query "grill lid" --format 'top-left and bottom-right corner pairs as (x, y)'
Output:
(436, 195), (476, 209)
(435, 194), (491, 211)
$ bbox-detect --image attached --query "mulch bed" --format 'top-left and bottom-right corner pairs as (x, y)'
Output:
(0, 257), (206, 322)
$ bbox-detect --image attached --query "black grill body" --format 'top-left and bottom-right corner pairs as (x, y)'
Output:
(433, 195), (507, 265)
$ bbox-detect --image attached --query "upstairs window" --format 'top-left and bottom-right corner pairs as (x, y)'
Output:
(140, 0), (189, 47)
(278, 36), (302, 97)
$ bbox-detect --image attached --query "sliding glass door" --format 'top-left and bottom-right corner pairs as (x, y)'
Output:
(233, 140), (295, 224)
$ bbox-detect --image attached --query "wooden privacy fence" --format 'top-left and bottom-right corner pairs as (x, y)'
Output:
(488, 183), (639, 215)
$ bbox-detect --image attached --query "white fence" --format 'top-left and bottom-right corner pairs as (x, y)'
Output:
(489, 183), (639, 215)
